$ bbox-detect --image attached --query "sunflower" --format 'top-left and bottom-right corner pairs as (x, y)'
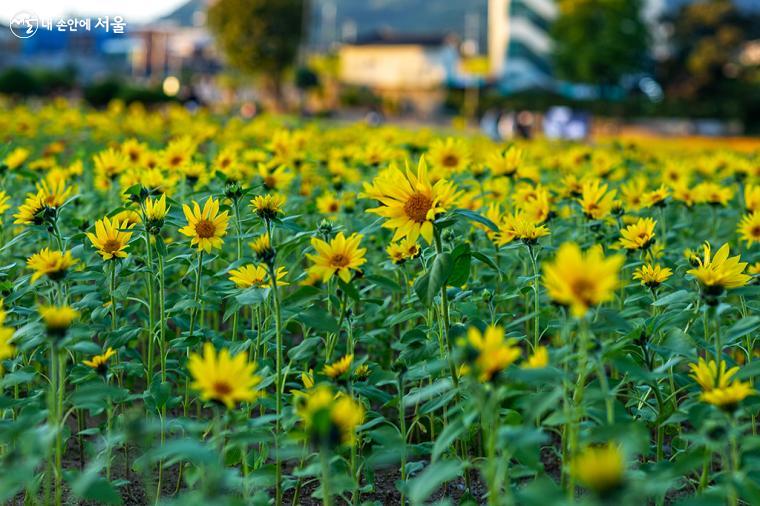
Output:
(386, 237), (421, 264)
(13, 192), (50, 225)
(464, 325), (521, 382)
(618, 217), (656, 250)
(633, 263), (672, 288)
(522, 346), (549, 369)
(571, 444), (625, 495)
(27, 248), (77, 282)
(578, 180), (617, 220)
(83, 347), (117, 375)
(228, 264), (288, 289)
(543, 243), (624, 318)
(737, 212), (760, 247)
(687, 242), (750, 294)
(695, 182), (734, 206)
(486, 145), (521, 177)
(86, 216), (135, 261)
(0, 302), (16, 374)
(0, 191), (10, 215)
(39, 304), (79, 336)
(427, 137), (470, 174)
(324, 354), (353, 378)
(257, 164), (294, 191)
(179, 197), (230, 253)
(643, 184), (669, 208)
(316, 192), (341, 215)
(188, 342), (262, 409)
(306, 232), (366, 283)
(4, 147), (30, 169)
(689, 358), (755, 411)
(143, 193), (168, 234)
(361, 158), (461, 244)
(295, 385), (365, 446)
(248, 234), (273, 262)
(744, 184), (760, 213)
(251, 193), (286, 221)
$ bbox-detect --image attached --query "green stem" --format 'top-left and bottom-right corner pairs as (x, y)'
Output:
(527, 244), (540, 351)
(144, 229), (155, 387)
(320, 449), (332, 506)
(268, 260), (284, 506)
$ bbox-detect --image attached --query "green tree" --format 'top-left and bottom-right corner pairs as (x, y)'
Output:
(551, 0), (650, 87)
(661, 0), (759, 100)
(207, 0), (305, 108)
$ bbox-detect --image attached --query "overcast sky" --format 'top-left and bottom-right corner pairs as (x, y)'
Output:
(0, 0), (188, 24)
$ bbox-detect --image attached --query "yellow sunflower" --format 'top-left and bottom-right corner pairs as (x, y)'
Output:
(618, 217), (656, 250)
(26, 248), (77, 282)
(83, 347), (117, 375)
(188, 342), (262, 409)
(324, 354), (353, 378)
(306, 232), (366, 283)
(633, 263), (672, 288)
(687, 242), (749, 293)
(737, 212), (760, 247)
(361, 158), (461, 244)
(86, 216), (135, 261)
(228, 264), (288, 289)
(464, 325), (521, 382)
(571, 444), (625, 494)
(542, 243), (624, 318)
(179, 197), (230, 253)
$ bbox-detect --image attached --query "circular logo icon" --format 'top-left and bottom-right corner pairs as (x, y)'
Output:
(9, 11), (39, 39)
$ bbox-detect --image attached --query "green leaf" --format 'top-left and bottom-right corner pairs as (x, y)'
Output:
(447, 242), (471, 287)
(725, 317), (760, 343)
(414, 252), (451, 307)
(451, 208), (499, 231)
(432, 409), (475, 461)
(652, 290), (692, 307)
(365, 274), (402, 292)
(406, 460), (463, 505)
(294, 306), (338, 332)
(403, 378), (452, 408)
(236, 287), (271, 306)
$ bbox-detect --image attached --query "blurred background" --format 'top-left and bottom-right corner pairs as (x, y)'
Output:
(1, 0), (759, 136)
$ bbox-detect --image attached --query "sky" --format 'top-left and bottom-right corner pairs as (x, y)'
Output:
(0, 0), (189, 24)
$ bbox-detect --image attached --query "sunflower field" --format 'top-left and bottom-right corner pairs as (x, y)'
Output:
(0, 100), (759, 506)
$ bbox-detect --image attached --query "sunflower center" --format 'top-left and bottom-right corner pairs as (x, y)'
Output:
(169, 155), (182, 167)
(570, 277), (596, 307)
(752, 226), (760, 237)
(264, 176), (276, 188)
(212, 381), (233, 396)
(103, 239), (122, 254)
(442, 154), (459, 168)
(330, 253), (350, 268)
(195, 219), (216, 239)
(404, 193), (433, 223)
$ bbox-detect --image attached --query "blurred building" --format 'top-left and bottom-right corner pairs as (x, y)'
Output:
(488, 0), (557, 92)
(338, 31), (459, 116)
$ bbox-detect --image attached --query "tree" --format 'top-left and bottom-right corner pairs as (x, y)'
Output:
(551, 0), (650, 87)
(207, 0), (305, 109)
(660, 0), (759, 100)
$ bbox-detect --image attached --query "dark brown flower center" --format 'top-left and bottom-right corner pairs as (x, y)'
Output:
(103, 239), (122, 254)
(570, 278), (596, 307)
(442, 154), (459, 167)
(752, 226), (760, 237)
(404, 193), (432, 223)
(330, 254), (350, 268)
(212, 381), (232, 396)
(195, 220), (216, 239)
